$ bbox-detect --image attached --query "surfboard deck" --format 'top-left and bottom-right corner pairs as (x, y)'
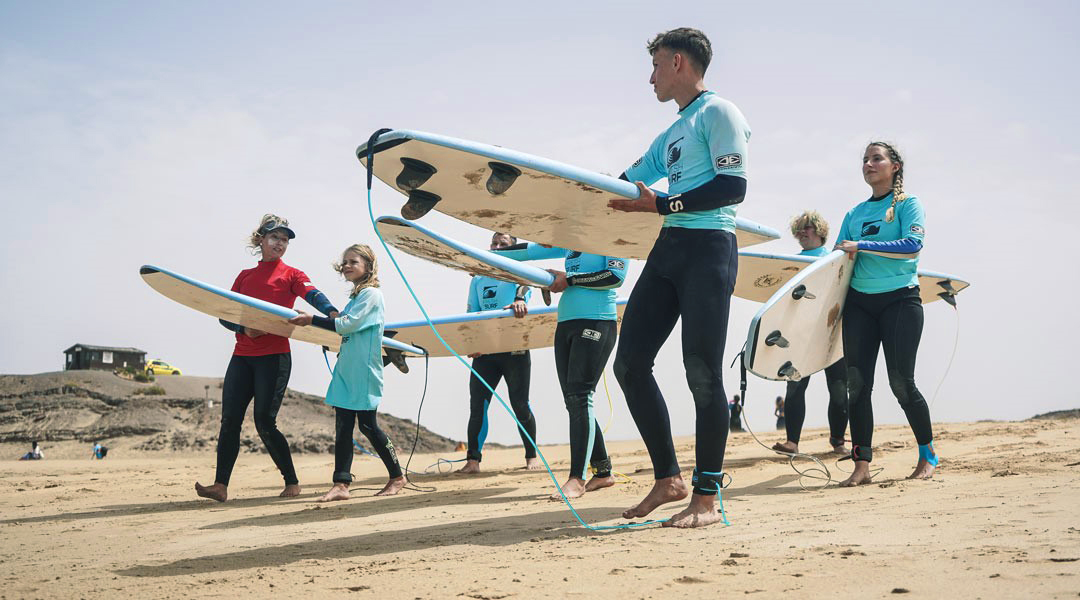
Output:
(140, 265), (424, 356)
(375, 215), (555, 288)
(386, 300), (629, 358)
(743, 251), (851, 382)
(735, 251), (972, 305)
(356, 129), (780, 260)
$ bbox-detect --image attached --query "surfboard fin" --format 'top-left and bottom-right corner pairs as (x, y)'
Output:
(383, 348), (410, 374)
(486, 162), (522, 196)
(791, 284), (816, 300)
(937, 279), (958, 307)
(396, 157), (437, 192)
(778, 361), (801, 381)
(765, 330), (789, 348)
(401, 189), (441, 220)
(541, 288), (552, 306)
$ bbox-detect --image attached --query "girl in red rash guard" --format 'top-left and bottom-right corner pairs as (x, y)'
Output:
(195, 214), (339, 502)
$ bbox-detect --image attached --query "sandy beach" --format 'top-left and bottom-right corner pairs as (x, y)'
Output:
(2, 416), (1078, 599)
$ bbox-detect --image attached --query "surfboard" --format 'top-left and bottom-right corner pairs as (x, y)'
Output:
(375, 215), (555, 288)
(385, 299), (629, 358)
(139, 265), (424, 357)
(356, 129), (780, 260)
(735, 251), (972, 305)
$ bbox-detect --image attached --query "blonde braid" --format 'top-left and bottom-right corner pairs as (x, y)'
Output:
(869, 142), (907, 223)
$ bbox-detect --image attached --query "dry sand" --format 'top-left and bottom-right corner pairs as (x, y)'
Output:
(2, 418), (1078, 599)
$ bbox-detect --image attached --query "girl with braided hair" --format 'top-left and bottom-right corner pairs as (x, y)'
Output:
(835, 142), (937, 486)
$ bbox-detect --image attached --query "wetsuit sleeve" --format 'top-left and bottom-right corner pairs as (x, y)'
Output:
(656, 174), (746, 215)
(567, 257), (628, 290)
(304, 289), (338, 316)
(495, 242), (567, 261)
(467, 278), (480, 312)
(310, 315), (336, 331)
(623, 134), (666, 186)
(856, 238), (923, 253)
(704, 100), (749, 180)
(219, 319), (244, 333)
(335, 289), (383, 335)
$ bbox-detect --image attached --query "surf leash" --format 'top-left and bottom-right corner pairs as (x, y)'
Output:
(362, 128), (674, 531)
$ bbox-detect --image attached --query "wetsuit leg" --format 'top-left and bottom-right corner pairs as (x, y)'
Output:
(879, 288), (933, 445)
(613, 246), (682, 480)
(250, 353), (298, 485)
(824, 357), (849, 444)
(784, 377), (811, 444)
(466, 355), (503, 462)
(557, 319), (617, 479)
(501, 351), (537, 459)
(333, 407), (358, 484)
(356, 410), (403, 479)
(843, 289), (883, 459)
(215, 354), (255, 486)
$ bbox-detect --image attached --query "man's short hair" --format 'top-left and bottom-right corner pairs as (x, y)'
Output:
(493, 232), (517, 244)
(647, 27), (712, 74)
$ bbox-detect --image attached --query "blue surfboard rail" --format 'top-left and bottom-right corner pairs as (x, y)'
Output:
(376, 216), (555, 287)
(385, 298), (629, 332)
(357, 129), (782, 242)
(140, 265), (426, 356)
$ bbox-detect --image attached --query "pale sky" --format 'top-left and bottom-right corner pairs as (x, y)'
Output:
(2, 1), (1078, 448)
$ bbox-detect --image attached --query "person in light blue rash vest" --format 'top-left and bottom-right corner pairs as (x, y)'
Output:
(290, 243), (406, 500)
(835, 141), (937, 487)
(608, 27), (748, 529)
(496, 242), (628, 499)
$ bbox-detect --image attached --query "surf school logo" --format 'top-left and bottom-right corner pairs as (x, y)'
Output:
(482, 287), (498, 299)
(582, 329), (602, 341)
(910, 224), (924, 235)
(607, 258), (625, 270)
(715, 154), (742, 169)
(632, 157), (643, 168)
(860, 220), (881, 237)
(666, 137), (684, 167)
(567, 251), (582, 260)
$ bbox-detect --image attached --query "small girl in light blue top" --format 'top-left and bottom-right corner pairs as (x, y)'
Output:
(291, 244), (405, 501)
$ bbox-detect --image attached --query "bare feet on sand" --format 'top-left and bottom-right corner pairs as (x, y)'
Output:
(772, 441), (798, 454)
(622, 475), (688, 519)
(585, 474), (615, 492)
(662, 494), (725, 529)
(456, 459), (481, 474)
(317, 483), (351, 502)
(525, 457), (542, 471)
(195, 482), (227, 502)
(839, 462), (873, 487)
(549, 477), (587, 501)
(907, 458), (937, 480)
(280, 484), (302, 497)
(375, 476), (407, 496)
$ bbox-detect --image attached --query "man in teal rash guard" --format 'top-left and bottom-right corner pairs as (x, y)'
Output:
(457, 232), (540, 474)
(608, 27), (749, 528)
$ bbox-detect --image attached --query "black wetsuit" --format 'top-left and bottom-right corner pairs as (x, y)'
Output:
(467, 351), (536, 462)
(333, 409), (402, 483)
(783, 358), (849, 445)
(555, 319), (617, 479)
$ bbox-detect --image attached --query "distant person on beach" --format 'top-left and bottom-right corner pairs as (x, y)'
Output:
(457, 232), (540, 475)
(91, 442), (108, 459)
(772, 210), (849, 455)
(19, 441), (43, 461)
(495, 240), (628, 500)
(774, 396), (786, 430)
(291, 243), (406, 500)
(609, 28), (749, 528)
(729, 395), (743, 432)
(195, 214), (340, 502)
(835, 142), (937, 486)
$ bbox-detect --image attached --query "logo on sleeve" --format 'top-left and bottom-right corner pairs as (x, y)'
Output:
(606, 259), (626, 270)
(631, 157), (643, 168)
(715, 154), (742, 169)
(582, 329), (602, 341)
(666, 137), (684, 167)
(910, 225), (924, 235)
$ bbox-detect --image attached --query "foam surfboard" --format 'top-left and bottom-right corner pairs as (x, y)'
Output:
(735, 251), (971, 305)
(385, 299), (629, 358)
(139, 265), (425, 356)
(375, 215), (555, 288)
(356, 129), (781, 260)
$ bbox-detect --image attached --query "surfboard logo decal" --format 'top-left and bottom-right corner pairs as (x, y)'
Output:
(754, 273), (782, 288)
(716, 153), (742, 169)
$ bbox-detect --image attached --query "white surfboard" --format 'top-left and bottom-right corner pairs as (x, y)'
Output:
(743, 251), (852, 381)
(386, 300), (629, 358)
(356, 129), (780, 260)
(735, 251), (971, 305)
(140, 265), (424, 357)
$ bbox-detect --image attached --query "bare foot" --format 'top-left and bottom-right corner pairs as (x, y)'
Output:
(622, 475), (688, 519)
(195, 481), (227, 502)
(839, 462), (873, 487)
(456, 459), (481, 474)
(525, 457), (543, 471)
(316, 483), (351, 502)
(280, 484), (302, 498)
(549, 477), (586, 501)
(585, 475), (615, 492)
(772, 441), (798, 454)
(832, 443), (850, 455)
(662, 494), (725, 529)
(375, 476), (407, 496)
(907, 458), (936, 480)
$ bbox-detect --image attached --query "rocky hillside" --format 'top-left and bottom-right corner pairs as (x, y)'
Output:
(0, 370), (459, 456)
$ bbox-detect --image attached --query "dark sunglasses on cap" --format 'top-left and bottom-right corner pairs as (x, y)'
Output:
(259, 219), (296, 239)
